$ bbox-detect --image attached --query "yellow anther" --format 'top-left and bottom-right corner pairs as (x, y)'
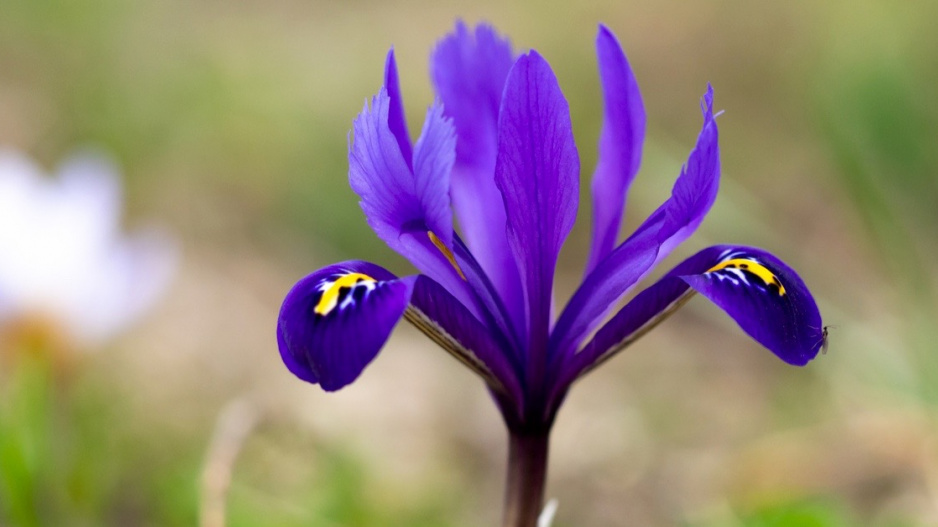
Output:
(707, 258), (786, 296)
(428, 231), (466, 280)
(314, 272), (375, 316)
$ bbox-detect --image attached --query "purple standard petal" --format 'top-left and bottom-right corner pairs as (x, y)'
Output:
(495, 51), (580, 382)
(406, 275), (523, 413)
(549, 246), (823, 406)
(585, 25), (646, 275)
(277, 261), (411, 391)
(551, 86), (720, 359)
(348, 88), (480, 316)
(384, 49), (413, 168)
(430, 21), (524, 332)
(432, 21), (514, 169)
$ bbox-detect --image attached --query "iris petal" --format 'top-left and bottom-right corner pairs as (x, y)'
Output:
(682, 246), (823, 366)
(412, 101), (458, 247)
(407, 275), (523, 410)
(348, 86), (481, 317)
(278, 261), (523, 400)
(585, 25), (646, 274)
(495, 51), (580, 378)
(551, 86), (719, 359)
(431, 21), (525, 333)
(383, 49), (414, 170)
(550, 246), (822, 403)
(277, 261), (411, 391)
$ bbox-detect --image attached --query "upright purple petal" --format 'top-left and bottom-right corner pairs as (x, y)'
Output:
(277, 261), (411, 391)
(430, 21), (524, 331)
(348, 88), (479, 316)
(384, 49), (413, 168)
(411, 101), (457, 247)
(585, 25), (646, 275)
(495, 51), (580, 382)
(349, 91), (453, 244)
(431, 21), (513, 173)
(548, 246), (822, 410)
(551, 86), (719, 358)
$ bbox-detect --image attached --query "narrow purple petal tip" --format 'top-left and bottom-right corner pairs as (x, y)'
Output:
(585, 24), (646, 274)
(383, 48), (413, 167)
(701, 83), (715, 116)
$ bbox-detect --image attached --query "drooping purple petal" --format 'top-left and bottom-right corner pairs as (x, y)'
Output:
(681, 246), (823, 365)
(430, 21), (524, 332)
(348, 88), (480, 316)
(384, 49), (413, 169)
(585, 25), (646, 275)
(278, 260), (524, 404)
(550, 246), (823, 405)
(550, 85), (720, 359)
(407, 275), (523, 412)
(495, 51), (580, 381)
(277, 261), (411, 391)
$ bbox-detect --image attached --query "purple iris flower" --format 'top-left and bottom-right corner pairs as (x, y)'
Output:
(278, 21), (823, 524)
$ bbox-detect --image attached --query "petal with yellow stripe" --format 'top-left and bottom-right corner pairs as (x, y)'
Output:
(277, 261), (520, 401)
(277, 261), (410, 391)
(551, 245), (823, 406)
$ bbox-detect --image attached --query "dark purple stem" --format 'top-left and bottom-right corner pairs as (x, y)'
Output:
(502, 428), (550, 527)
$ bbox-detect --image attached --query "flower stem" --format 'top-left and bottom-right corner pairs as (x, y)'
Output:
(502, 428), (550, 527)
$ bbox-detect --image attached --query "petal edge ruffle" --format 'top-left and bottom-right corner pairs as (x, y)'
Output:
(348, 86), (482, 318)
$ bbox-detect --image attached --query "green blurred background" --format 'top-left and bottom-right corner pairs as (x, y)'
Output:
(1, 0), (937, 525)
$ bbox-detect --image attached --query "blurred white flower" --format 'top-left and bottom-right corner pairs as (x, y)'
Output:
(0, 148), (177, 348)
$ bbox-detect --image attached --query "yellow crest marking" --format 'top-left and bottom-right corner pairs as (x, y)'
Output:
(707, 258), (786, 296)
(314, 272), (375, 316)
(428, 231), (466, 280)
